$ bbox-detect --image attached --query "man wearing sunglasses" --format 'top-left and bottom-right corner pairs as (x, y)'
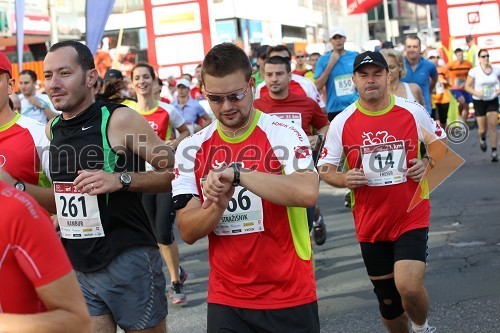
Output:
(292, 50), (310, 77)
(173, 43), (320, 333)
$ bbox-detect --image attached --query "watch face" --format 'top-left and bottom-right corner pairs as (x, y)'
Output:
(120, 172), (132, 184)
(15, 182), (25, 191)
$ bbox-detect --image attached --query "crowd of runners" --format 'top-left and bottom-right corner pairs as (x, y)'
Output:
(1, 25), (498, 333)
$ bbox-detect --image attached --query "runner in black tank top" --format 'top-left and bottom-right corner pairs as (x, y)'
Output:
(45, 41), (174, 332)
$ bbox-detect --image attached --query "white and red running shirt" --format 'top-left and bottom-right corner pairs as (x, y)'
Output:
(173, 110), (317, 309)
(122, 100), (185, 140)
(0, 181), (73, 314)
(255, 73), (326, 109)
(0, 113), (50, 186)
(318, 95), (446, 242)
(254, 93), (329, 136)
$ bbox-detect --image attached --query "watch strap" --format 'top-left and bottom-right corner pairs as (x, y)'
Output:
(231, 163), (241, 186)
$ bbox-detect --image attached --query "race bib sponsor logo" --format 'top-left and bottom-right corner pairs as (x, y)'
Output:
(320, 147), (328, 159)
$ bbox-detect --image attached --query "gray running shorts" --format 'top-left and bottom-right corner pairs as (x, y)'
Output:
(76, 246), (168, 330)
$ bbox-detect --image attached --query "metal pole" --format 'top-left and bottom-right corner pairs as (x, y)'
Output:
(426, 4), (434, 44)
(383, 0), (391, 42)
(49, 0), (58, 46)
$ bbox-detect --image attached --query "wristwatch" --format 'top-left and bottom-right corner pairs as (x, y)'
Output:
(231, 163), (241, 187)
(14, 180), (26, 191)
(119, 171), (132, 191)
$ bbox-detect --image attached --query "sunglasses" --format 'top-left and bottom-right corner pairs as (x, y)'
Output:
(480, 55), (489, 58)
(296, 55), (305, 58)
(204, 80), (252, 104)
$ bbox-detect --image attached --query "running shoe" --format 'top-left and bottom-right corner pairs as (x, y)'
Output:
(413, 326), (436, 333)
(344, 192), (351, 208)
(171, 281), (187, 305)
(179, 266), (189, 284)
(312, 214), (327, 246)
(492, 150), (498, 162)
(480, 139), (487, 152)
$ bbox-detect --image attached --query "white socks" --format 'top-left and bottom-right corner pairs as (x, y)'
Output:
(412, 319), (429, 333)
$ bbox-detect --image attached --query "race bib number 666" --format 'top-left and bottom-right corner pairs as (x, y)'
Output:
(54, 182), (104, 239)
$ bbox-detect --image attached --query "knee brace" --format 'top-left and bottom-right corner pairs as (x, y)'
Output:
(371, 278), (404, 320)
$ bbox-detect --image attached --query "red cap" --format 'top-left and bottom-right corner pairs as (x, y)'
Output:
(0, 52), (12, 77)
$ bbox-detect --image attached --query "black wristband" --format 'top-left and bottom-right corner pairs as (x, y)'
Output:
(423, 155), (435, 169)
(231, 163), (241, 186)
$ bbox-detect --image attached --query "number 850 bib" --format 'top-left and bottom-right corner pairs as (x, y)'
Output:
(54, 182), (105, 239)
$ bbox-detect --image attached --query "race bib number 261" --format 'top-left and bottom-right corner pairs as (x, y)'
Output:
(54, 182), (104, 239)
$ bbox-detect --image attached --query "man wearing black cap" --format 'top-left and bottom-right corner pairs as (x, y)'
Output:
(103, 68), (123, 81)
(318, 51), (447, 333)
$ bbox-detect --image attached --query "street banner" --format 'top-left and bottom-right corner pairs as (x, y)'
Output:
(143, 0), (214, 80)
(86, 0), (116, 56)
(437, 0), (500, 65)
(347, 0), (382, 15)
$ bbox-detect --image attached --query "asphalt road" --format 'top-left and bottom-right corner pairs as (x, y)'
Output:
(165, 127), (500, 333)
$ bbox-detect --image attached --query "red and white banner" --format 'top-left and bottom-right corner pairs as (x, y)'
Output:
(347, 0), (382, 15)
(143, 0), (214, 79)
(437, 0), (500, 64)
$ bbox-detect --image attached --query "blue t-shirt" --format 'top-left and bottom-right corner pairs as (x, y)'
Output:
(401, 57), (438, 113)
(314, 50), (359, 114)
(172, 97), (207, 124)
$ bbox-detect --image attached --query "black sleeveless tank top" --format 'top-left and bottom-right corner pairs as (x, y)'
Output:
(50, 100), (157, 272)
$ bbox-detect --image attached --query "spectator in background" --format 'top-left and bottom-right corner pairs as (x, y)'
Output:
(172, 78), (211, 134)
(314, 27), (359, 120)
(154, 77), (171, 104)
(401, 35), (438, 115)
(380, 48), (424, 107)
(190, 64), (204, 100)
(252, 44), (270, 86)
(18, 70), (58, 124)
(428, 50), (451, 128)
(305, 52), (321, 82)
(292, 50), (310, 77)
(465, 35), (480, 67)
(447, 48), (473, 123)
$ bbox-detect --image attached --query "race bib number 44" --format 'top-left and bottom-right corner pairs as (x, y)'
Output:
(361, 141), (407, 186)
(54, 182), (104, 239)
(215, 186), (264, 236)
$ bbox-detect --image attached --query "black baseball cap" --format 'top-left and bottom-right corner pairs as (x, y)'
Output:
(353, 51), (388, 72)
(256, 45), (270, 59)
(104, 68), (123, 81)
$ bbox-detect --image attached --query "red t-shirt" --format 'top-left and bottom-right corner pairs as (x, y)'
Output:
(0, 181), (73, 314)
(318, 95), (446, 242)
(0, 114), (51, 186)
(254, 93), (329, 136)
(173, 111), (317, 309)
